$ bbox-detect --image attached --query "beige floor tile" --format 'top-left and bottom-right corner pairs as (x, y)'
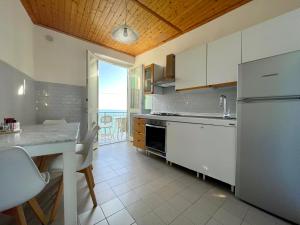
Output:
(78, 206), (105, 225)
(95, 219), (109, 225)
(167, 194), (192, 213)
(219, 197), (249, 219)
(94, 182), (111, 193)
(170, 215), (195, 225)
(243, 206), (287, 225)
(135, 212), (166, 225)
(141, 193), (166, 209)
(206, 218), (223, 225)
(119, 190), (141, 206)
(153, 202), (181, 224)
(201, 188), (229, 207)
(126, 199), (153, 219)
(101, 198), (124, 217)
(112, 182), (132, 196)
(213, 208), (243, 225)
(106, 209), (135, 225)
(95, 187), (117, 205)
(183, 204), (214, 225)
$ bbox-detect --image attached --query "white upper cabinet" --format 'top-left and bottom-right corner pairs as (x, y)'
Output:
(175, 44), (207, 90)
(207, 32), (241, 85)
(242, 8), (300, 63)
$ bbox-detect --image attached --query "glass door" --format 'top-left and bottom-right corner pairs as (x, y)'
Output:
(128, 65), (143, 140)
(86, 50), (99, 142)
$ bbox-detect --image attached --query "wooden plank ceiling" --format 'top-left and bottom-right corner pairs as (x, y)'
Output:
(21, 0), (252, 56)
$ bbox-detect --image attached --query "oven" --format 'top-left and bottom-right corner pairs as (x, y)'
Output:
(145, 120), (166, 156)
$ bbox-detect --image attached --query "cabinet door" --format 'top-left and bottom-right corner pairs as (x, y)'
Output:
(200, 125), (236, 185)
(166, 122), (205, 173)
(175, 44), (207, 90)
(242, 8), (300, 63)
(207, 32), (241, 85)
(144, 64), (154, 94)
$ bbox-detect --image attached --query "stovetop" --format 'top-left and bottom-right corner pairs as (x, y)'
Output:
(150, 112), (180, 116)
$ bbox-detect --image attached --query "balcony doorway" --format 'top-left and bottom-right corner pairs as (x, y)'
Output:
(98, 60), (128, 145)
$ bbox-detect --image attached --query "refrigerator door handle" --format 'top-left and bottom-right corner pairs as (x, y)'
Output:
(238, 95), (300, 103)
(261, 73), (279, 78)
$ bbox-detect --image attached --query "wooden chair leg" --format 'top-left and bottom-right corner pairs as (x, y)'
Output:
(88, 166), (95, 187)
(38, 156), (48, 172)
(27, 198), (48, 225)
(15, 206), (27, 225)
(83, 168), (97, 207)
(49, 177), (64, 223)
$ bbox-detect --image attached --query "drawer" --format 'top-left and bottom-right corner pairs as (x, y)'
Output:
(134, 131), (145, 141)
(134, 118), (146, 126)
(133, 131), (145, 149)
(134, 118), (145, 133)
(133, 138), (145, 149)
(134, 124), (145, 134)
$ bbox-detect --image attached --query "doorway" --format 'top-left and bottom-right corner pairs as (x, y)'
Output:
(98, 60), (128, 145)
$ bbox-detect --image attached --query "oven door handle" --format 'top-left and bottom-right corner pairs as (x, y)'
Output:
(145, 124), (166, 129)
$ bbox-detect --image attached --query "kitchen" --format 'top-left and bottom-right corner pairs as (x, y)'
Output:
(0, 1), (300, 225)
(132, 6), (300, 225)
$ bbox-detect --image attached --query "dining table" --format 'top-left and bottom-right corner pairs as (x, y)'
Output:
(0, 123), (80, 225)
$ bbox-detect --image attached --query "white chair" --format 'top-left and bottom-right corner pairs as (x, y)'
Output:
(43, 119), (67, 125)
(116, 117), (127, 140)
(38, 119), (69, 171)
(100, 115), (113, 141)
(75, 122), (98, 155)
(47, 125), (99, 222)
(0, 147), (49, 225)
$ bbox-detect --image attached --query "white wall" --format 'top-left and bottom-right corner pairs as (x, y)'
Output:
(135, 0), (300, 67)
(0, 0), (34, 78)
(34, 26), (135, 87)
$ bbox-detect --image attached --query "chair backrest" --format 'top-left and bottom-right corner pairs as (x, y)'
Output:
(43, 119), (67, 125)
(81, 125), (99, 169)
(0, 147), (49, 211)
(100, 116), (112, 124)
(119, 118), (127, 132)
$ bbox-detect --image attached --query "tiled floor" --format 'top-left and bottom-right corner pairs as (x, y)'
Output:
(0, 142), (293, 225)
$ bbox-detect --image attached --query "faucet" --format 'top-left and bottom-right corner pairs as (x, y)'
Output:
(219, 95), (230, 118)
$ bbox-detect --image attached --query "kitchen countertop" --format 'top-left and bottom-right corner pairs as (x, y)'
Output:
(134, 113), (236, 127)
(0, 123), (79, 149)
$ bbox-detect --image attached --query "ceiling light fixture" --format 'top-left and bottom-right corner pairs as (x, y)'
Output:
(112, 0), (139, 44)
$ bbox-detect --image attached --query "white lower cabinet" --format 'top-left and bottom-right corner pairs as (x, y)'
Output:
(166, 121), (236, 186)
(166, 122), (205, 173)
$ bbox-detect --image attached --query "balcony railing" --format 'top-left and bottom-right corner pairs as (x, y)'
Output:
(98, 111), (127, 145)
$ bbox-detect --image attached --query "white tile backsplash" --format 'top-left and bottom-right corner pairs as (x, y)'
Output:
(152, 87), (237, 114)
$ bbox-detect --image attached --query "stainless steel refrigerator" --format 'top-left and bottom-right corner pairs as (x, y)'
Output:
(236, 51), (300, 224)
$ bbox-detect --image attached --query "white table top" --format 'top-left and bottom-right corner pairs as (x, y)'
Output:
(0, 123), (79, 149)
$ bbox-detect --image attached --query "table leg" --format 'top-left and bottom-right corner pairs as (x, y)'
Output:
(63, 150), (77, 225)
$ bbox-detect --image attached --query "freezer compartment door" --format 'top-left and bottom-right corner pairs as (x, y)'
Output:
(238, 51), (300, 99)
(236, 99), (300, 224)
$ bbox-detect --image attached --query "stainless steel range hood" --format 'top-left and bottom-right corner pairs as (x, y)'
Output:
(154, 54), (175, 87)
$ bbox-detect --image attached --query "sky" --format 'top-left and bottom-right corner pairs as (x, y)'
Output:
(98, 61), (127, 111)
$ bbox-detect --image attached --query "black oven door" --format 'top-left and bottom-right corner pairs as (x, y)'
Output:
(145, 124), (166, 155)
